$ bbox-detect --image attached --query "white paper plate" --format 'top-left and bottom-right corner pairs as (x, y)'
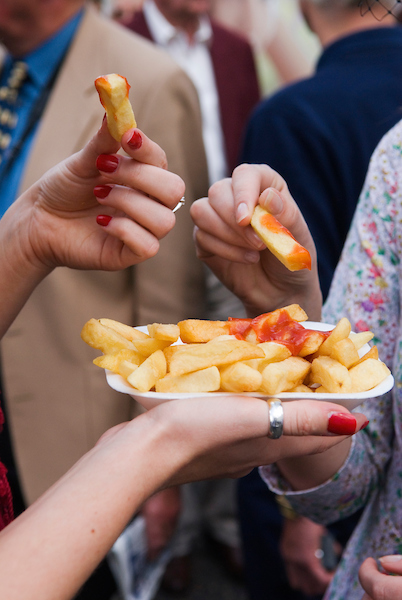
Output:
(105, 322), (394, 411)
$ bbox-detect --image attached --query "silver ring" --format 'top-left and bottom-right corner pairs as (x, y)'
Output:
(267, 399), (283, 439)
(172, 196), (185, 213)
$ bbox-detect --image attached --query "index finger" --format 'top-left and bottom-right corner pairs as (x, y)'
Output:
(231, 163), (290, 226)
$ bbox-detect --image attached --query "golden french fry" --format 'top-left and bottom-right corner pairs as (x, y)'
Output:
(289, 384), (313, 393)
(350, 331), (374, 351)
(155, 366), (221, 393)
(81, 318), (135, 353)
(330, 338), (360, 369)
(220, 362), (262, 393)
(99, 318), (149, 341)
(93, 348), (143, 373)
(317, 318), (352, 356)
(310, 355), (352, 393)
(178, 319), (230, 343)
(260, 357), (311, 394)
(251, 205), (311, 271)
(132, 338), (173, 357)
(118, 360), (139, 379)
(127, 350), (167, 392)
(169, 340), (264, 377)
(147, 323), (180, 342)
(95, 74), (136, 141)
(349, 358), (390, 393)
(353, 345), (379, 366)
(298, 331), (327, 357)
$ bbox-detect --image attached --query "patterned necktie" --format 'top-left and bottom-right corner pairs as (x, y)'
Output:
(0, 61), (28, 166)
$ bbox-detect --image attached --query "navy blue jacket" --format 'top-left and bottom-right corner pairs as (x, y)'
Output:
(242, 27), (402, 299)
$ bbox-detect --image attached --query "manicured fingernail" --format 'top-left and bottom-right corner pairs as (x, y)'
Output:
(127, 130), (142, 150)
(94, 185), (112, 199)
(96, 214), (112, 226)
(359, 419), (369, 431)
(244, 250), (260, 263)
(380, 555), (402, 563)
(327, 412), (357, 435)
(261, 188), (283, 215)
(236, 202), (249, 224)
(96, 154), (119, 173)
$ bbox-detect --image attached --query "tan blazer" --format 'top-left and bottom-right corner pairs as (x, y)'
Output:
(1, 5), (209, 504)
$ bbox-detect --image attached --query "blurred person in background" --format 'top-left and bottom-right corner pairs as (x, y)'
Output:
(210, 0), (319, 95)
(123, 0), (261, 592)
(0, 0), (210, 598)
(234, 0), (402, 599)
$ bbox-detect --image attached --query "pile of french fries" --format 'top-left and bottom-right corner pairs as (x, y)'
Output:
(80, 304), (390, 395)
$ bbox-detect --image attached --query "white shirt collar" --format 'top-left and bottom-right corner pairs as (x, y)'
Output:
(143, 0), (213, 47)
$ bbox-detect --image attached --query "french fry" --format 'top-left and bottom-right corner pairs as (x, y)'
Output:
(178, 319), (230, 343)
(127, 350), (167, 392)
(353, 345), (379, 366)
(220, 362), (262, 393)
(93, 348), (143, 373)
(169, 339), (264, 377)
(260, 357), (311, 395)
(349, 358), (390, 393)
(132, 337), (173, 357)
(81, 318), (135, 353)
(251, 205), (311, 271)
(155, 367), (220, 393)
(118, 360), (139, 379)
(330, 338), (360, 369)
(310, 355), (352, 393)
(95, 74), (136, 142)
(147, 323), (180, 342)
(350, 331), (374, 351)
(99, 318), (149, 341)
(317, 318), (351, 356)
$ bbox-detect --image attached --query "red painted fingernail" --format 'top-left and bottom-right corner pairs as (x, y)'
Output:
(96, 214), (112, 227)
(359, 419), (370, 431)
(328, 412), (357, 435)
(127, 130), (142, 150)
(94, 185), (112, 199)
(96, 154), (119, 173)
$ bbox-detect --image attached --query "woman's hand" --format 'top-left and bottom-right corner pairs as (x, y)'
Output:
(359, 555), (402, 599)
(142, 396), (368, 486)
(190, 164), (322, 319)
(4, 119), (184, 276)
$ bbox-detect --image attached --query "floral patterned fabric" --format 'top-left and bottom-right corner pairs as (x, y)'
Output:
(260, 119), (402, 599)
(0, 403), (13, 531)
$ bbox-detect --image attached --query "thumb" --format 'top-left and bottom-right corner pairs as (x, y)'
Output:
(379, 554), (402, 575)
(359, 556), (402, 600)
(282, 400), (368, 437)
(68, 117), (121, 179)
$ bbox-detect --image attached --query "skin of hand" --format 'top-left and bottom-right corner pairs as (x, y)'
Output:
(190, 163), (322, 320)
(0, 394), (366, 600)
(0, 119), (184, 338)
(140, 487), (181, 561)
(359, 555), (402, 600)
(280, 517), (336, 596)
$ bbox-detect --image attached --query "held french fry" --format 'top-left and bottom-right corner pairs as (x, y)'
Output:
(251, 205), (311, 271)
(95, 73), (136, 141)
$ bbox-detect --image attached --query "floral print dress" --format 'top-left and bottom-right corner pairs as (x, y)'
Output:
(260, 119), (402, 599)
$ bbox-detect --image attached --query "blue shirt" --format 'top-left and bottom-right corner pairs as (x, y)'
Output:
(0, 9), (83, 217)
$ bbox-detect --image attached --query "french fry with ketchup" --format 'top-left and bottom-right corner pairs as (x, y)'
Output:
(81, 306), (391, 395)
(251, 205), (311, 271)
(95, 73), (136, 141)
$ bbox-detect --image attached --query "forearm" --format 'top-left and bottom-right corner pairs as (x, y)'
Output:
(0, 412), (185, 600)
(0, 193), (51, 339)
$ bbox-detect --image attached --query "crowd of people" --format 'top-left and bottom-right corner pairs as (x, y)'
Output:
(0, 1), (402, 600)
